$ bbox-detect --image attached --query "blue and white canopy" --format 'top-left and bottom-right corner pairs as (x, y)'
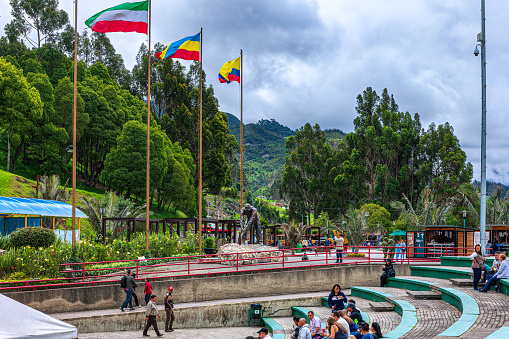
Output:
(0, 197), (87, 218)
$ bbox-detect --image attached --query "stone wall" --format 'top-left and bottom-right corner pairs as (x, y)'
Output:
(2, 264), (412, 314)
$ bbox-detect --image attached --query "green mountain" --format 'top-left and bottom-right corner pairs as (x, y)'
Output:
(225, 113), (347, 199)
(226, 113), (294, 198)
(472, 180), (509, 197)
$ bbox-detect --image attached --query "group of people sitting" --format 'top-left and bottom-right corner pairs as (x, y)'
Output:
(246, 284), (383, 339)
(325, 284), (383, 339)
(470, 245), (509, 292)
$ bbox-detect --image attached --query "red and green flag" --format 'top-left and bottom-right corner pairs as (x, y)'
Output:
(85, 1), (148, 34)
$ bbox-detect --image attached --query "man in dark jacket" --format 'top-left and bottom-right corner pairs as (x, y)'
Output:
(380, 259), (395, 287)
(164, 286), (175, 332)
(120, 269), (137, 311)
(347, 303), (363, 324)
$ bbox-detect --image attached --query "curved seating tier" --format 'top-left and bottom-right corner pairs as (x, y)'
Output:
(350, 287), (416, 339)
(441, 256), (495, 268)
(387, 276), (479, 337)
(410, 266), (472, 280)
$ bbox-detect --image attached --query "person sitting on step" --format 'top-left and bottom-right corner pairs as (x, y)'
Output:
(380, 259), (395, 287)
(319, 317), (348, 339)
(359, 323), (374, 339)
(370, 322), (383, 339)
(480, 253), (509, 293)
(332, 311), (350, 336)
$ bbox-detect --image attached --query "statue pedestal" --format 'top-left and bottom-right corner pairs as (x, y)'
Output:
(217, 243), (283, 266)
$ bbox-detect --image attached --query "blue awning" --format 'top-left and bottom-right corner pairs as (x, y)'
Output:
(0, 197), (87, 218)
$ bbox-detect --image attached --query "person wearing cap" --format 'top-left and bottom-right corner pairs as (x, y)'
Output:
(164, 286), (175, 332)
(257, 327), (272, 339)
(346, 303), (363, 324)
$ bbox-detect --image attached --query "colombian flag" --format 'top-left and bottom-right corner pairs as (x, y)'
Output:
(218, 57), (240, 84)
(155, 33), (200, 62)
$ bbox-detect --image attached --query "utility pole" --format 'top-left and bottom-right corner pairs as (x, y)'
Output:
(477, 0), (488, 255)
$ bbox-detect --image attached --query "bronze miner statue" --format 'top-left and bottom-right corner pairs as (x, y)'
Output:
(240, 203), (262, 244)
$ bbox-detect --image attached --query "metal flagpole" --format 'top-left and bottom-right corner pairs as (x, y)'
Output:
(146, 0), (152, 251)
(240, 50), (243, 213)
(479, 0), (487, 254)
(198, 27), (203, 254)
(72, 0), (78, 248)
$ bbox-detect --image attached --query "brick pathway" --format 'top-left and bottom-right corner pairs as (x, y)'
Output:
(364, 286), (461, 339)
(396, 275), (509, 339)
(78, 326), (257, 338)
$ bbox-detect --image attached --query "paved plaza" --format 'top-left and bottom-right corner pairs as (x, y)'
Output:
(78, 327), (257, 338)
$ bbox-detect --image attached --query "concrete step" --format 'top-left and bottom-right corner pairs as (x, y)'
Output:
(369, 301), (395, 312)
(406, 290), (441, 300)
(450, 278), (473, 287)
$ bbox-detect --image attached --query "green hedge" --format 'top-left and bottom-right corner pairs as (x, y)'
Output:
(9, 227), (56, 249)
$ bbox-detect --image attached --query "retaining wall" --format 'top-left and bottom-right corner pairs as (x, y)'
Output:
(2, 263), (412, 314)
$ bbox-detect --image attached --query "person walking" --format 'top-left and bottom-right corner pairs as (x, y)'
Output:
(132, 273), (140, 308)
(336, 234), (345, 264)
(143, 294), (164, 337)
(480, 253), (509, 293)
(144, 278), (153, 306)
(120, 269), (137, 311)
(164, 286), (175, 332)
(470, 244), (485, 291)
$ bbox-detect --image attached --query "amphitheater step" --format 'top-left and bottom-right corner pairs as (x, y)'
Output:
(449, 278), (474, 287)
(405, 290), (441, 300)
(369, 301), (394, 312)
(410, 265), (473, 280)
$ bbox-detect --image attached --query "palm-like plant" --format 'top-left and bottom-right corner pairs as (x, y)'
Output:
(280, 222), (310, 250)
(32, 175), (71, 202)
(80, 192), (147, 236)
(391, 186), (454, 230)
(339, 206), (373, 247)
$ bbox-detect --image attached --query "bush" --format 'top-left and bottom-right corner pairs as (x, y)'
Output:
(203, 237), (216, 249)
(9, 227), (56, 249)
(346, 253), (366, 257)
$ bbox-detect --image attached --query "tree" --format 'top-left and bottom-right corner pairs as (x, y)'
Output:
(0, 58), (43, 172)
(418, 122), (473, 201)
(362, 203), (391, 234)
(6, 0), (68, 48)
(101, 120), (169, 199)
(281, 123), (333, 223)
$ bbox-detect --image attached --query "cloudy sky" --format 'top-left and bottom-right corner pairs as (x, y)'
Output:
(1, 0), (509, 184)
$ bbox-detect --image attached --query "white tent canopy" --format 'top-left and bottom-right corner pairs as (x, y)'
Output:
(0, 294), (77, 339)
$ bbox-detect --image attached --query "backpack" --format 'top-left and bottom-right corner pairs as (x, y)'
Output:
(120, 275), (127, 288)
(388, 268), (396, 277)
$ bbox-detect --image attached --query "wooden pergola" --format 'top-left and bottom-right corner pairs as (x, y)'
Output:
(101, 217), (160, 243)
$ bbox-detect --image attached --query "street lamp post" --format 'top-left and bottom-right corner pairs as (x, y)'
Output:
(474, 0), (487, 255)
(461, 210), (467, 228)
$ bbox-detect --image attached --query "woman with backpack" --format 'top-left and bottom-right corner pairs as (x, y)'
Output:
(380, 259), (395, 287)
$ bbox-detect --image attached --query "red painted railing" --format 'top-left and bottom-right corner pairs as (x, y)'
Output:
(0, 245), (479, 291)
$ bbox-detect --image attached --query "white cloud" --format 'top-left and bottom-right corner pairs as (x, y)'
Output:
(1, 0), (509, 185)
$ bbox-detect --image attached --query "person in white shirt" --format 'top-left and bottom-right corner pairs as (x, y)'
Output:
(335, 234), (345, 263)
(480, 253), (509, 292)
(257, 327), (272, 339)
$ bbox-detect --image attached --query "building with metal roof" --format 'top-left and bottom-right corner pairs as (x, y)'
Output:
(0, 197), (87, 236)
